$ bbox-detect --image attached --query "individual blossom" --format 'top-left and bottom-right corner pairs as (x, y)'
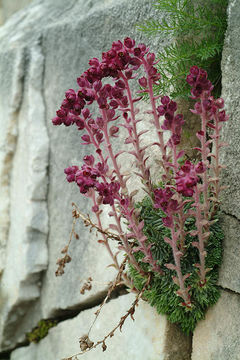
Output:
(157, 96), (185, 147)
(74, 164), (101, 194)
(175, 160), (199, 197)
(96, 181), (121, 205)
(154, 187), (174, 212)
(64, 166), (79, 183)
(195, 161), (206, 174)
(186, 66), (213, 99)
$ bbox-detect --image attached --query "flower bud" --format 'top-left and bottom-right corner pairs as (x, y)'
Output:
(65, 89), (76, 102)
(109, 126), (119, 137)
(124, 37), (135, 49)
(218, 110), (228, 122)
(189, 66), (199, 76)
(215, 98), (224, 109)
(81, 134), (91, 143)
(52, 116), (62, 126)
(157, 105), (166, 116)
(83, 155), (95, 166)
(195, 161), (206, 174)
(93, 80), (102, 92)
(161, 96), (170, 105)
(146, 52), (155, 65)
(76, 119), (85, 130)
(138, 77), (147, 88)
(125, 69), (133, 79)
(82, 108), (90, 119)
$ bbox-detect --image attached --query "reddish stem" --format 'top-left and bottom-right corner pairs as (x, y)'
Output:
(91, 191), (133, 288)
(101, 109), (126, 190)
(111, 204), (146, 276)
(210, 112), (222, 218)
(193, 184), (206, 283)
(120, 72), (152, 194)
(170, 227), (191, 305)
(142, 58), (169, 179)
(200, 94), (210, 220)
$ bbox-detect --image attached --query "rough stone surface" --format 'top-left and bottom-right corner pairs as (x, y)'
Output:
(220, 0), (240, 221)
(0, 0), (32, 24)
(10, 294), (191, 360)
(0, 43), (49, 350)
(0, 48), (23, 275)
(218, 214), (240, 293)
(217, 0), (240, 294)
(192, 290), (240, 360)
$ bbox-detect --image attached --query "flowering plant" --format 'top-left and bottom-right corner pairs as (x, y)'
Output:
(53, 38), (228, 352)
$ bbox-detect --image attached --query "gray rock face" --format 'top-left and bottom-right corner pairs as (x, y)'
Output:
(220, 0), (240, 221)
(0, 0), (32, 24)
(0, 48), (23, 275)
(218, 214), (240, 293)
(10, 293), (191, 360)
(192, 290), (240, 360)
(0, 43), (49, 349)
(218, 0), (240, 293)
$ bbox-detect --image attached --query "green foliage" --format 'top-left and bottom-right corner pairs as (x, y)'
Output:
(129, 196), (224, 334)
(138, 0), (228, 98)
(26, 319), (57, 343)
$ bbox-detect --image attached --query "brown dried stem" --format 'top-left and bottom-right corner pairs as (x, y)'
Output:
(61, 274), (151, 360)
(72, 203), (123, 243)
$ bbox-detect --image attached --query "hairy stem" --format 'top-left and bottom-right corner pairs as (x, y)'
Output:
(193, 184), (207, 283)
(142, 58), (170, 179)
(111, 204), (146, 276)
(120, 72), (152, 194)
(101, 109), (126, 190)
(200, 94), (210, 220)
(170, 227), (191, 305)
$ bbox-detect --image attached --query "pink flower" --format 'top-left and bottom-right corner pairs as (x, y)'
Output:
(187, 66), (213, 99)
(64, 166), (79, 182)
(175, 161), (199, 197)
(96, 182), (120, 205)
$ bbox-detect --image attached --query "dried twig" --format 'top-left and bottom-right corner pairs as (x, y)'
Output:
(55, 215), (77, 276)
(61, 274), (151, 360)
(72, 203), (124, 243)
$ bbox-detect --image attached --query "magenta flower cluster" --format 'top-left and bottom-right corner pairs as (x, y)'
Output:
(53, 39), (228, 308)
(157, 96), (185, 146)
(186, 66), (213, 98)
(64, 157), (120, 206)
(52, 38), (159, 132)
(154, 188), (179, 227)
(175, 160), (200, 197)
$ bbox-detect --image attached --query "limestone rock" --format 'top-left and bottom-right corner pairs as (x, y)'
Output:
(10, 294), (191, 360)
(192, 290), (240, 360)
(0, 48), (24, 275)
(218, 214), (240, 293)
(220, 0), (240, 222)
(0, 0), (32, 24)
(0, 44), (49, 349)
(215, 0), (240, 294)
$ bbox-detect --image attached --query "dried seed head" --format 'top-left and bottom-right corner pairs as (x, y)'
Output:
(61, 245), (68, 254)
(79, 334), (94, 351)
